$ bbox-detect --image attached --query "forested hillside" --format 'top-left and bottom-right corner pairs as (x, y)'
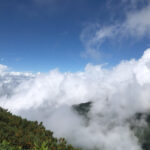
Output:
(0, 107), (80, 150)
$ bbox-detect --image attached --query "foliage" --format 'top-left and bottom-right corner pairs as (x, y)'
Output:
(0, 140), (22, 150)
(0, 107), (80, 150)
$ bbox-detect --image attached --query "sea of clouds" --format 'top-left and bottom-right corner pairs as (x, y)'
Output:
(1, 49), (150, 150)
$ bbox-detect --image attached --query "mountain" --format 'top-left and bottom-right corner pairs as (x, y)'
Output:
(73, 101), (150, 150)
(72, 101), (92, 118)
(1, 101), (150, 150)
(0, 107), (80, 150)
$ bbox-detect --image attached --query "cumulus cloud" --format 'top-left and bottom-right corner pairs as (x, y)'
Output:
(81, 3), (150, 59)
(1, 49), (150, 149)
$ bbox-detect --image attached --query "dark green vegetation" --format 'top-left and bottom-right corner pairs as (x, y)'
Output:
(72, 101), (92, 119)
(0, 107), (80, 150)
(132, 113), (150, 150)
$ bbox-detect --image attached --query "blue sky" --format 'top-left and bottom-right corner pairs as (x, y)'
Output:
(0, 0), (150, 72)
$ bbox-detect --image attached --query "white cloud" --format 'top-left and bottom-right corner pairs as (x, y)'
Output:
(1, 49), (150, 149)
(123, 4), (150, 36)
(0, 64), (7, 73)
(81, 3), (150, 59)
(80, 25), (115, 59)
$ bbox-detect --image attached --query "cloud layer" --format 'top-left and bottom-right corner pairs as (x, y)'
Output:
(1, 49), (150, 149)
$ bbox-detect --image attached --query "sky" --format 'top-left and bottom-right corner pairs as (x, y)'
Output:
(1, 1), (150, 149)
(0, 0), (150, 72)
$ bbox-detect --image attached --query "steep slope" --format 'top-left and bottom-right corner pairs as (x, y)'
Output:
(0, 107), (80, 150)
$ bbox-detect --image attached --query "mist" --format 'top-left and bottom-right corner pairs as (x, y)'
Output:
(1, 49), (150, 149)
